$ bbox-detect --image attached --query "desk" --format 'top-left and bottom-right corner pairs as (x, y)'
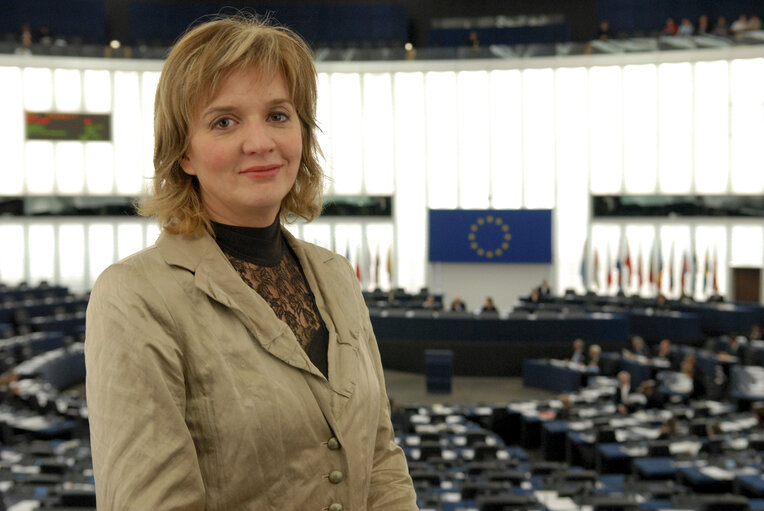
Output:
(596, 443), (646, 474)
(632, 457), (677, 481)
(677, 466), (735, 494)
(522, 360), (587, 393)
(372, 313), (629, 376)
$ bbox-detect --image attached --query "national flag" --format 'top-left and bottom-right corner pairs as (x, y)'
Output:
(355, 247), (362, 282)
(624, 241), (633, 288)
(579, 240), (587, 290)
(668, 244), (675, 294)
(374, 246), (381, 288)
(681, 251), (688, 293)
(649, 241), (655, 284)
(657, 242), (663, 291)
(637, 244), (643, 288)
(690, 251), (697, 296)
(593, 247), (600, 291)
(712, 247), (719, 293)
(703, 248), (710, 293)
(606, 246), (613, 290)
(386, 243), (393, 287)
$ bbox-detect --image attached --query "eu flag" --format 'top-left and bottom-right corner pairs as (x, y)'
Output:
(428, 209), (552, 263)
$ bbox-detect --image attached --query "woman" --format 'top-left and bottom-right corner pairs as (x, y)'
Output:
(85, 15), (417, 510)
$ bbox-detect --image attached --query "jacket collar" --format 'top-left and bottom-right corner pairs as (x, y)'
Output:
(154, 228), (360, 382)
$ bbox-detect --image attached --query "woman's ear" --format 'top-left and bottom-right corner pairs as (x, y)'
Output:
(179, 156), (196, 176)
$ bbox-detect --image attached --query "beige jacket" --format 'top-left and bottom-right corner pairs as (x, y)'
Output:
(85, 229), (417, 510)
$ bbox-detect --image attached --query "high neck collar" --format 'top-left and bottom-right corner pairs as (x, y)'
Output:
(211, 217), (283, 267)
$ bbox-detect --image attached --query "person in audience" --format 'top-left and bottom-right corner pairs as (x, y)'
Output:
(654, 338), (680, 369)
(730, 14), (749, 38)
(450, 297), (466, 312)
(528, 288), (541, 304)
(615, 371), (635, 414)
(481, 296), (498, 314)
(750, 324), (762, 341)
(537, 279), (551, 297)
(696, 14), (711, 35)
(597, 20), (612, 40)
(681, 353), (707, 400)
(556, 394), (574, 420)
(638, 379), (663, 409)
(749, 14), (762, 31)
(627, 335), (649, 358)
(713, 15), (730, 36)
(657, 415), (678, 439)
(587, 344), (602, 370)
(662, 18), (678, 36)
(677, 18), (694, 36)
(84, 14), (417, 510)
(422, 294), (438, 309)
(570, 338), (585, 364)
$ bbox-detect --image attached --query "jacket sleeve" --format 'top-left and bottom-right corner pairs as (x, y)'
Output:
(85, 263), (206, 510)
(361, 300), (419, 509)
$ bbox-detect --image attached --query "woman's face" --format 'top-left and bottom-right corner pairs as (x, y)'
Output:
(181, 66), (302, 227)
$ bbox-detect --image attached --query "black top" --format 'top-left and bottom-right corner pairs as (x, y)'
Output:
(212, 219), (329, 378)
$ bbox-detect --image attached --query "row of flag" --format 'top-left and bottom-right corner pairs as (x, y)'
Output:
(580, 238), (720, 296)
(333, 239), (394, 290)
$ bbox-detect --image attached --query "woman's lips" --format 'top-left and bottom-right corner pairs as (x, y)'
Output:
(240, 164), (281, 178)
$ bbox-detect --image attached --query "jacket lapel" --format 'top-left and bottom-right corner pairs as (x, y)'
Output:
(156, 231), (320, 377)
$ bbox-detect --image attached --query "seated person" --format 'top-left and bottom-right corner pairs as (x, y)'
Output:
(654, 338), (679, 369)
(450, 297), (466, 312)
(587, 344), (602, 371)
(637, 379), (663, 409)
(681, 353), (707, 400)
(481, 297), (498, 314)
(537, 279), (551, 297)
(555, 394), (574, 420)
(615, 371), (637, 414)
(626, 335), (650, 358)
(570, 338), (585, 364)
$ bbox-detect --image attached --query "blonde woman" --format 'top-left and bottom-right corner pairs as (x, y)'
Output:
(85, 15), (417, 510)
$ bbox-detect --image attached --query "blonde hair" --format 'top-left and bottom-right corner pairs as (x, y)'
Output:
(139, 14), (324, 235)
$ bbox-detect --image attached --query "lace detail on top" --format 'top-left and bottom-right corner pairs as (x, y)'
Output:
(226, 246), (327, 353)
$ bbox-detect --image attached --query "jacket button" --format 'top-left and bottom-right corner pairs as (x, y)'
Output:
(327, 437), (340, 450)
(329, 504), (343, 511)
(328, 470), (344, 484)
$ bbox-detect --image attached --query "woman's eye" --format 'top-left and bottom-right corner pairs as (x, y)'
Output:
(214, 118), (234, 129)
(270, 112), (289, 122)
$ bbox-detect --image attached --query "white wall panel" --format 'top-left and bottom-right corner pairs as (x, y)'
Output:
(28, 224), (56, 285)
(361, 74), (394, 195)
(694, 61), (729, 193)
(88, 224), (115, 283)
(555, 67), (589, 293)
(113, 71), (143, 195)
(622, 65), (657, 193)
(424, 72), (458, 208)
(393, 72), (427, 292)
(456, 71), (490, 208)
(657, 63), (693, 193)
(55, 142), (85, 194)
(83, 70), (111, 113)
(0, 224), (25, 284)
(141, 72), (161, 187)
(23, 68), (53, 112)
(25, 141), (55, 194)
(589, 66), (623, 194)
(0, 67), (24, 195)
(85, 142), (115, 194)
(328, 73), (363, 194)
(489, 70), (523, 209)
(58, 223), (86, 290)
(53, 69), (82, 112)
(730, 58), (764, 194)
(522, 68), (555, 208)
(731, 225), (763, 267)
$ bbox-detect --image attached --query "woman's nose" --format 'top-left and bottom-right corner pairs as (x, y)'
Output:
(242, 121), (276, 154)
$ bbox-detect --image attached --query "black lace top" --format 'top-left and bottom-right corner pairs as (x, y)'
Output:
(212, 220), (329, 378)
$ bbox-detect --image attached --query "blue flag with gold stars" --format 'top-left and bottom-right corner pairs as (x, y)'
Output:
(428, 209), (552, 263)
